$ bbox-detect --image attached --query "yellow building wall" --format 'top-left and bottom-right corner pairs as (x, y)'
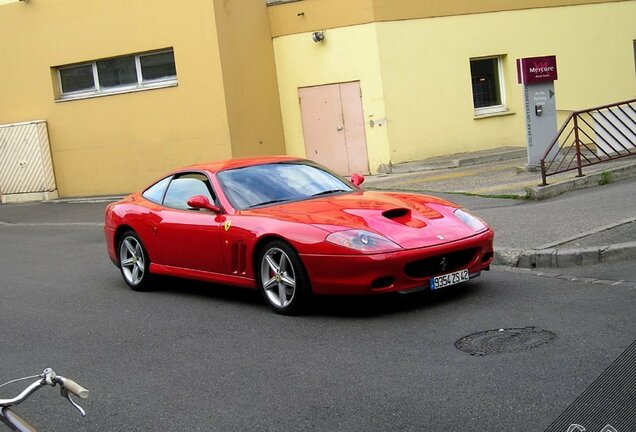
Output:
(0, 0), (231, 196)
(213, 0), (286, 158)
(273, 1), (636, 170)
(269, 0), (374, 38)
(377, 1), (636, 163)
(273, 24), (391, 174)
(268, 0), (629, 37)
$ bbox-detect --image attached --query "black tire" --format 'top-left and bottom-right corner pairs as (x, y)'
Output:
(118, 231), (153, 292)
(256, 240), (311, 315)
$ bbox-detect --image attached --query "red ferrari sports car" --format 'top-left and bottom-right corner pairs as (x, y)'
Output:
(105, 156), (493, 314)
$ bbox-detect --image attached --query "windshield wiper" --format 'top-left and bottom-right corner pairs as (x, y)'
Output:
(248, 199), (289, 208)
(311, 189), (350, 197)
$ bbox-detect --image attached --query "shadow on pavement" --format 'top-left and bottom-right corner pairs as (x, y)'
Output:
(127, 274), (483, 318)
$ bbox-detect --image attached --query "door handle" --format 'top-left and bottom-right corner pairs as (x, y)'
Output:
(337, 126), (344, 131)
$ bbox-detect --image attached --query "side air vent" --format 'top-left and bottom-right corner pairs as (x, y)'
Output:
(231, 242), (247, 275)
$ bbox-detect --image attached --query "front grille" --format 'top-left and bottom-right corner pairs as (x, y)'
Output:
(404, 248), (477, 278)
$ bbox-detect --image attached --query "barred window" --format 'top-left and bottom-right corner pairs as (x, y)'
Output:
(470, 56), (506, 116)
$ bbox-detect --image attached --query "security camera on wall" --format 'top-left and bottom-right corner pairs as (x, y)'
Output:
(311, 31), (325, 43)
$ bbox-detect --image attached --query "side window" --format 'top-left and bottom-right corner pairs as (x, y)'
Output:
(55, 48), (178, 100)
(470, 55), (506, 116)
(142, 176), (172, 204)
(163, 173), (215, 210)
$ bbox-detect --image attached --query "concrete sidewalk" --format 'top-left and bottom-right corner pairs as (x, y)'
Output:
(365, 147), (636, 269)
(366, 146), (636, 199)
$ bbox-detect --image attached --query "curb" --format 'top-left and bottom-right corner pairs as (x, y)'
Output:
(50, 195), (124, 204)
(493, 241), (636, 269)
(390, 148), (526, 174)
(529, 161), (636, 200)
(454, 148), (526, 168)
(495, 265), (636, 289)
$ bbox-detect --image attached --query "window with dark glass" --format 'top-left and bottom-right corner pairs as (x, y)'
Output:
(470, 57), (504, 112)
(140, 51), (177, 81)
(97, 56), (137, 88)
(59, 64), (95, 94)
(56, 49), (177, 99)
(163, 173), (215, 210)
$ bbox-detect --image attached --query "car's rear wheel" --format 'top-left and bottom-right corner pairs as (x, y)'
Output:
(118, 231), (152, 291)
(257, 241), (310, 315)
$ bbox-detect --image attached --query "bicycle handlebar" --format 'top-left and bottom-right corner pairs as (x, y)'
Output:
(55, 377), (89, 399)
(0, 381), (44, 407)
(0, 368), (89, 410)
(0, 368), (89, 430)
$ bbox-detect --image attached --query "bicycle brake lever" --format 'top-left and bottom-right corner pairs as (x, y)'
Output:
(60, 387), (86, 417)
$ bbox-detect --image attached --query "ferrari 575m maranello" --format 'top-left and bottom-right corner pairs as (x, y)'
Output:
(105, 156), (494, 314)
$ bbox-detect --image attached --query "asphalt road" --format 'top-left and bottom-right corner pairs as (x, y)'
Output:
(1, 199), (635, 431)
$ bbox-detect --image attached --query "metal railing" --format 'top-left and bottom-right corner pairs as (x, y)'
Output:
(540, 99), (636, 185)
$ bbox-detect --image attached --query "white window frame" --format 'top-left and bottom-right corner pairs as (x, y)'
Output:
(137, 50), (178, 85)
(56, 62), (98, 97)
(266, 0), (301, 5)
(56, 49), (177, 101)
(470, 55), (507, 117)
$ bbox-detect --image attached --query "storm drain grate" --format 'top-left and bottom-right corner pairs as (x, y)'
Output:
(455, 326), (557, 356)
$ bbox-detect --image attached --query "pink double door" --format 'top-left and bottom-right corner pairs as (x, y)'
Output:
(299, 81), (370, 176)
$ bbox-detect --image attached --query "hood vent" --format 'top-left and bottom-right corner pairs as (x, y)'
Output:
(382, 208), (409, 219)
(382, 208), (426, 228)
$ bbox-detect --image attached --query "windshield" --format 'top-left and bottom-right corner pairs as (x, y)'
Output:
(217, 162), (354, 210)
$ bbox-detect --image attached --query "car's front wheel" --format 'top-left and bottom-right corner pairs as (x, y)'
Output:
(118, 231), (152, 291)
(257, 241), (310, 315)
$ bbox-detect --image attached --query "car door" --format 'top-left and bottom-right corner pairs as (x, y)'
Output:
(150, 172), (226, 275)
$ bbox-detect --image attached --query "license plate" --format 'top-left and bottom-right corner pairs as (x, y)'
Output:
(430, 269), (469, 290)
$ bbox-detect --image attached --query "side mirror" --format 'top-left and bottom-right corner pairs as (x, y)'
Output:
(187, 195), (221, 213)
(351, 173), (365, 187)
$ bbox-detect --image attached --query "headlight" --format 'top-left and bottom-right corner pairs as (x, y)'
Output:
(326, 230), (401, 252)
(454, 208), (486, 231)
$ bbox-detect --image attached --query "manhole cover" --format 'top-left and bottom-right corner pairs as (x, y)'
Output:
(455, 326), (557, 356)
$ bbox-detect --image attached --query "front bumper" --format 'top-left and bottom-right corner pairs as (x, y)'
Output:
(301, 229), (493, 295)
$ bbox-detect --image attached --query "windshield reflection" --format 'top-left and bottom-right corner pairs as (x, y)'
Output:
(217, 162), (353, 210)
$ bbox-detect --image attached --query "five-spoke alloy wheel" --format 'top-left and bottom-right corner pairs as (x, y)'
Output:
(118, 231), (152, 291)
(257, 241), (310, 314)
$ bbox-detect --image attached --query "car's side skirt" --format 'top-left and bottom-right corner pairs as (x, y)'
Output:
(149, 263), (257, 289)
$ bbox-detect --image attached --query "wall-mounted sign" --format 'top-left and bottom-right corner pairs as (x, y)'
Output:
(516, 55), (558, 85)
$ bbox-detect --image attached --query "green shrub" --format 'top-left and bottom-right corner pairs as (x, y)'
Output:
(598, 171), (612, 186)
